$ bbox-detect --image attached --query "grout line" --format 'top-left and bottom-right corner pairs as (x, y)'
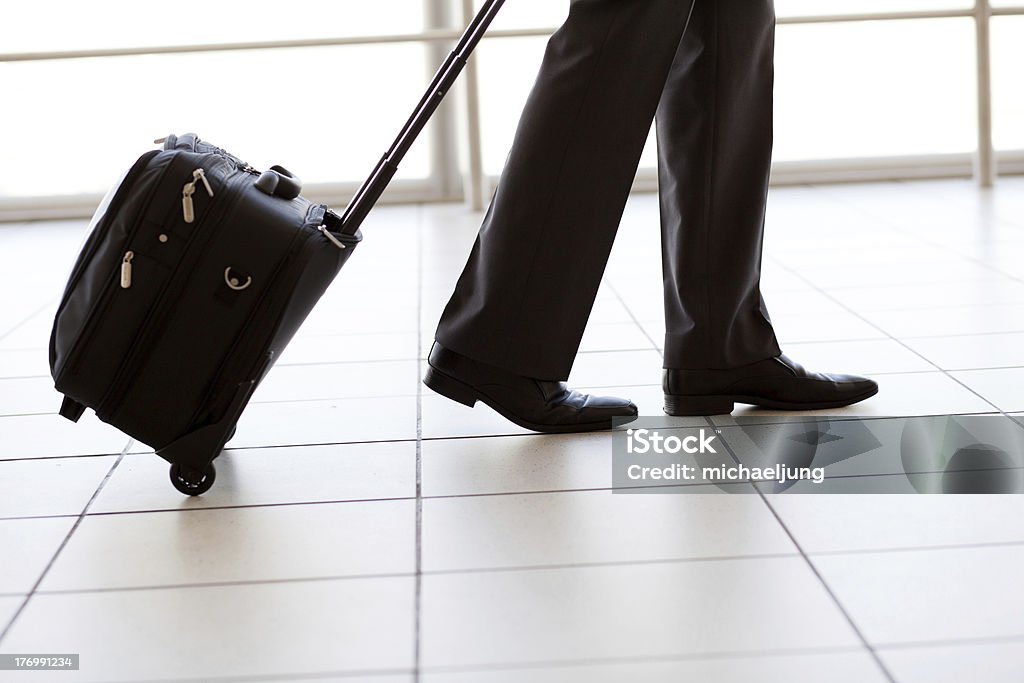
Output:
(26, 553), (801, 598)
(0, 437), (130, 645)
(0, 513), (80, 522)
(810, 538), (1024, 559)
(887, 328), (1024, 341)
(34, 571), (417, 596)
(917, 363), (1024, 374)
(82, 495), (417, 517)
(412, 645), (868, 677)
(2, 457), (1013, 522)
(119, 667), (416, 683)
(707, 416), (899, 683)
(874, 632), (1024, 652)
(413, 203), (425, 683)
(85, 644), (891, 683)
(16, 535), (1024, 599)
(0, 451), (124, 464)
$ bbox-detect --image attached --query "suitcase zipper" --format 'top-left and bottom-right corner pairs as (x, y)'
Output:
(96, 171), (246, 419)
(181, 168), (214, 223)
(120, 251), (134, 289)
(55, 152), (173, 384)
(60, 162), (222, 383)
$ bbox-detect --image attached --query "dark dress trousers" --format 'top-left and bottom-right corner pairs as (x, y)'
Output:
(435, 0), (783, 380)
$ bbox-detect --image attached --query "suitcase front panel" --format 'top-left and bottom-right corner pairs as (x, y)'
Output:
(51, 150), (232, 406)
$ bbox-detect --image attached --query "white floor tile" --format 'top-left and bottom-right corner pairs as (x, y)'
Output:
(301, 303), (419, 335)
(3, 184), (1024, 679)
(784, 338), (935, 375)
(0, 376), (63, 416)
(91, 442), (415, 514)
(767, 494), (1024, 553)
(2, 577), (415, 681)
(0, 348), (50, 379)
(421, 558), (860, 669)
(829, 279), (1024, 312)
(762, 289), (851, 320)
(279, 332), (419, 364)
(760, 267), (817, 293)
(41, 499), (414, 591)
(0, 517), (74, 593)
(799, 259), (998, 290)
(880, 640), (1024, 683)
(950, 367), (1024, 412)
(578, 322), (654, 353)
(637, 319), (666, 349)
(773, 310), (886, 344)
(0, 412), (129, 460)
(905, 332), (1024, 371)
(813, 544), (1024, 645)
(0, 456), (115, 518)
(0, 596), (22, 627)
(568, 350), (664, 388)
(587, 296), (634, 324)
(420, 393), (533, 439)
(251, 360), (419, 402)
(422, 433), (628, 498)
(864, 303), (1024, 338)
(421, 414), (705, 498)
(423, 488), (793, 572)
(0, 308), (55, 351)
(231, 396), (417, 447)
(422, 651), (887, 683)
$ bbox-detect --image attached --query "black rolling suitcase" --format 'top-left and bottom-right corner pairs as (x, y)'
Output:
(49, 0), (505, 495)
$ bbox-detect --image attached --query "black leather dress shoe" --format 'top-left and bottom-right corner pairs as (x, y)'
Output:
(664, 354), (878, 416)
(424, 342), (639, 433)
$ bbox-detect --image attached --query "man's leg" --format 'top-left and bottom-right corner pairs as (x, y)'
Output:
(656, 0), (878, 415)
(435, 0), (697, 381)
(656, 0), (781, 371)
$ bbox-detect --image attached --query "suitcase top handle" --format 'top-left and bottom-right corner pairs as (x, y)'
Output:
(338, 0), (507, 236)
(254, 166), (302, 200)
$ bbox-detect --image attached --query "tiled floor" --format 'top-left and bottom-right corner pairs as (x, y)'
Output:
(1, 178), (1023, 682)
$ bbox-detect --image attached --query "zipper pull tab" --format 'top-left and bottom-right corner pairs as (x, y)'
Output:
(182, 186), (195, 223)
(181, 168), (213, 223)
(193, 168), (214, 198)
(120, 251), (134, 289)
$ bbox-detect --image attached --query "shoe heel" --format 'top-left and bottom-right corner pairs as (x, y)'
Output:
(423, 366), (478, 408)
(664, 394), (734, 416)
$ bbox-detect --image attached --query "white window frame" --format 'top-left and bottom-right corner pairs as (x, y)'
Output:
(0, 0), (1021, 221)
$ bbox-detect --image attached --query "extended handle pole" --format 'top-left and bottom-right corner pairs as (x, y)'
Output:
(340, 0), (506, 235)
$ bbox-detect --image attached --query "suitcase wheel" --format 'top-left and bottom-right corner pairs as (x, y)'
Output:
(170, 462), (216, 496)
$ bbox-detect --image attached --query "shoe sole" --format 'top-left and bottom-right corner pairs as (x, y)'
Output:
(423, 364), (637, 434)
(664, 385), (880, 417)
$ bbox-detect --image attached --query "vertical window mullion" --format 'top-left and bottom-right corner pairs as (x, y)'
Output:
(974, 0), (996, 186)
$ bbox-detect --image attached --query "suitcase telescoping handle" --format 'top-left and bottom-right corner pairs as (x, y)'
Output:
(338, 0), (506, 236)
